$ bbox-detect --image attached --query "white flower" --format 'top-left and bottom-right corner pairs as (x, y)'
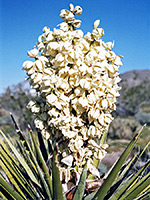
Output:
(72, 20), (81, 28)
(87, 161), (100, 178)
(59, 22), (69, 32)
(66, 12), (74, 22)
(88, 126), (96, 137)
(43, 26), (50, 35)
(27, 48), (39, 58)
(61, 155), (73, 167)
(46, 32), (54, 41)
(88, 108), (100, 122)
(92, 28), (104, 39)
(33, 73), (43, 84)
(94, 149), (106, 160)
(69, 136), (83, 152)
(60, 9), (68, 19)
(22, 61), (33, 70)
(84, 32), (94, 42)
(101, 99), (108, 109)
(114, 56), (123, 66)
(46, 94), (57, 105)
(93, 19), (100, 29)
(55, 53), (65, 66)
(105, 41), (114, 50)
(34, 60), (43, 71)
(87, 92), (96, 105)
(34, 118), (44, 130)
(27, 67), (35, 75)
(48, 108), (59, 118)
(78, 97), (88, 108)
(42, 129), (50, 140)
(74, 6), (82, 15)
(75, 30), (84, 38)
(60, 41), (72, 52)
(80, 79), (90, 89)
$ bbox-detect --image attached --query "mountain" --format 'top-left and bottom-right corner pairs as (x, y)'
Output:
(108, 70), (150, 146)
(115, 70), (150, 116)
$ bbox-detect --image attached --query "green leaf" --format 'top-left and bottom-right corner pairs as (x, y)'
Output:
(135, 190), (150, 200)
(84, 191), (97, 200)
(0, 138), (38, 199)
(0, 159), (27, 200)
(110, 160), (150, 200)
(73, 163), (87, 200)
(0, 176), (25, 200)
(28, 129), (52, 199)
(106, 142), (150, 200)
(0, 130), (40, 187)
(52, 150), (64, 200)
(16, 140), (38, 177)
(93, 125), (145, 200)
(119, 170), (150, 200)
(37, 129), (48, 162)
(0, 190), (8, 200)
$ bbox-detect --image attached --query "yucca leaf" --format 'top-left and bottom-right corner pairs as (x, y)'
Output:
(37, 129), (48, 162)
(0, 145), (38, 199)
(0, 130), (40, 187)
(94, 125), (145, 200)
(110, 160), (150, 200)
(135, 190), (150, 200)
(52, 150), (64, 200)
(0, 190), (8, 200)
(106, 142), (150, 199)
(84, 191), (97, 200)
(29, 128), (53, 199)
(0, 159), (27, 200)
(0, 176), (25, 200)
(118, 153), (138, 178)
(10, 114), (30, 153)
(119, 170), (150, 200)
(16, 140), (38, 178)
(121, 141), (150, 179)
(73, 163), (87, 200)
(138, 184), (150, 197)
(106, 155), (138, 200)
(25, 139), (51, 199)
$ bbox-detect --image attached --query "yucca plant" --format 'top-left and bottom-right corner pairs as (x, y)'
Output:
(0, 115), (150, 200)
(0, 3), (150, 200)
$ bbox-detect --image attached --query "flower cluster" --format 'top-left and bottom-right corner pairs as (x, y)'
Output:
(23, 4), (122, 183)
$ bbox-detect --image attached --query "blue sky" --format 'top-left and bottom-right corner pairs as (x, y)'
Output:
(0, 0), (150, 93)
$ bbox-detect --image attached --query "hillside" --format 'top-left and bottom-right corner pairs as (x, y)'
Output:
(116, 70), (150, 116)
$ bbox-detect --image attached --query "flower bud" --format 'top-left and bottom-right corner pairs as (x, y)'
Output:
(74, 5), (82, 15)
(69, 3), (74, 12)
(93, 19), (100, 29)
